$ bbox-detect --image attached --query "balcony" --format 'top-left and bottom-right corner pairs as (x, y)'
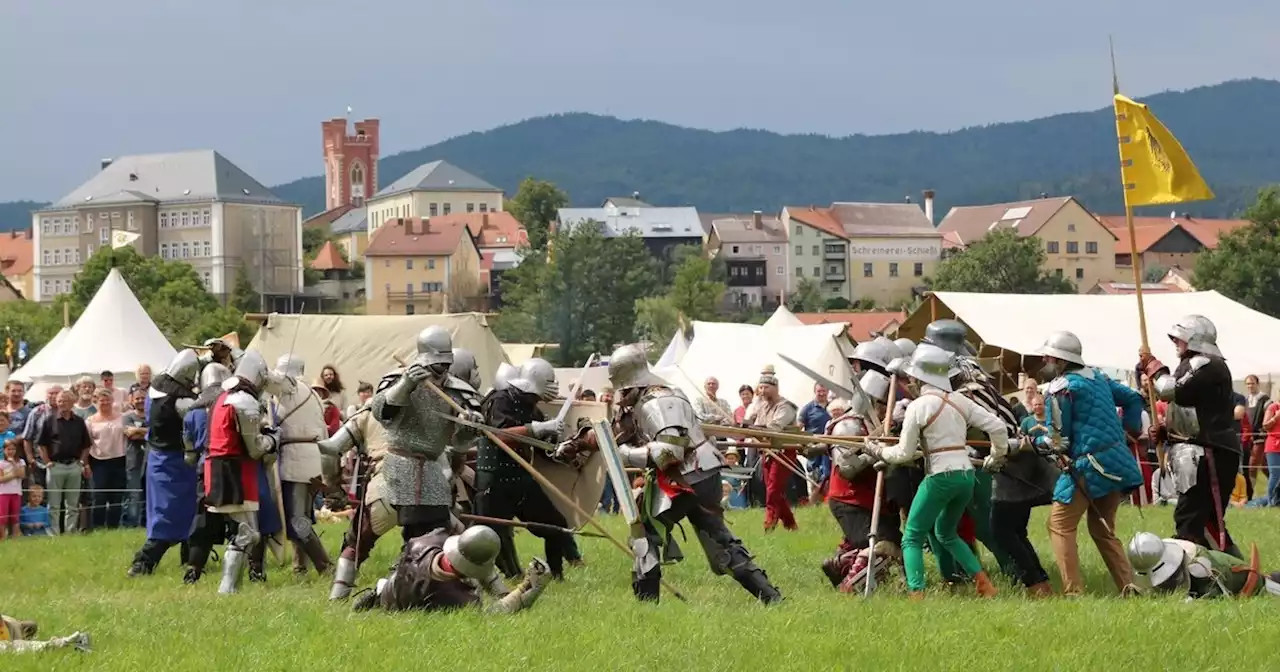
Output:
(822, 265), (846, 281)
(823, 245), (847, 260)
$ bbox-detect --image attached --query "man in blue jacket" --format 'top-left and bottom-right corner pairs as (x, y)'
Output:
(1035, 331), (1143, 596)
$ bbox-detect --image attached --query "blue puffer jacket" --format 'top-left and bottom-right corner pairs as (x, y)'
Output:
(1040, 367), (1144, 505)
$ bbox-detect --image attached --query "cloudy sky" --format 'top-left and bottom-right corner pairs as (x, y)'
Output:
(1, 0), (1275, 202)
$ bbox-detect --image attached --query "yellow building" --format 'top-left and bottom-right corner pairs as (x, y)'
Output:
(0, 231), (34, 299)
(782, 202), (941, 307)
(938, 196), (1117, 293)
(31, 151), (302, 303)
(363, 217), (483, 315)
(365, 161), (504, 237)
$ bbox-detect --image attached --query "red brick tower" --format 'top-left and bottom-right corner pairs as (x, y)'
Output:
(322, 116), (380, 209)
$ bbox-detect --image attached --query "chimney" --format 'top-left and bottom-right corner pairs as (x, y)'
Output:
(1182, 212), (1192, 220)
(1039, 192), (1048, 199)
(752, 210), (763, 229)
(100, 158), (113, 171)
(922, 189), (935, 225)
(904, 195), (912, 204)
(632, 190), (641, 201)
(481, 212), (489, 229)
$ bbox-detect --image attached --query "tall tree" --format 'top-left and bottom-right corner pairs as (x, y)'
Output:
(506, 177), (568, 251)
(633, 296), (681, 349)
(1194, 186), (1280, 316)
(665, 250), (725, 321)
(928, 228), (1076, 294)
(0, 300), (64, 363)
(786, 278), (824, 312)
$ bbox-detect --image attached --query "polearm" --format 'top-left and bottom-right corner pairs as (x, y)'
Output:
(419, 378), (689, 602)
(458, 513), (609, 539)
(704, 423), (994, 449)
(863, 373), (896, 597)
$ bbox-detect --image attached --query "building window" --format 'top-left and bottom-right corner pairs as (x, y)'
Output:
(203, 241), (211, 257)
(479, 203), (489, 213)
(466, 203), (475, 213)
(863, 263), (873, 278)
(1046, 241), (1060, 254)
(406, 258), (414, 270)
(86, 244), (93, 257)
(795, 245), (803, 256)
(914, 262), (924, 277)
(794, 225), (802, 236)
(812, 245), (819, 256)
(429, 203), (438, 217)
(1067, 223), (1076, 232)
(202, 271), (211, 289)
(1066, 241), (1079, 254)
(53, 249), (63, 265)
(776, 266), (783, 275)
(428, 259), (436, 270)
(406, 283), (414, 296)
(111, 211), (121, 220)
(773, 245), (781, 254)
(127, 211), (136, 230)
(406, 304), (416, 315)
(731, 245), (740, 254)
(442, 203), (452, 215)
(812, 266), (819, 277)
(203, 209), (211, 226)
(421, 282), (431, 292)
(160, 213), (168, 228)
(160, 243), (168, 259)
(42, 250), (50, 265)
(1086, 241), (1098, 254)
(427, 282), (443, 292)
(795, 267), (804, 278)
(752, 245), (762, 255)
(42, 280), (50, 295)
(889, 263), (899, 277)
(181, 242), (190, 258)
(1055, 268), (1064, 277)
(1075, 268), (1084, 280)
(73, 249), (80, 264)
(385, 283), (391, 294)
(181, 211), (190, 227)
(99, 227), (110, 244)
(86, 213), (94, 229)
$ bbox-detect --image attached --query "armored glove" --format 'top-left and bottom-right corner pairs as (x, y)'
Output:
(457, 409), (484, 426)
(552, 440), (579, 462)
(1139, 356), (1168, 381)
(529, 418), (565, 440)
(1051, 435), (1071, 455)
(526, 557), (552, 586)
(386, 363), (430, 405)
(982, 454), (1006, 473)
(862, 440), (885, 460)
(184, 450), (199, 467)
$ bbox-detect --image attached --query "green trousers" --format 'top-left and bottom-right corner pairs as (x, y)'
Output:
(904, 470), (982, 592)
(931, 469), (1016, 580)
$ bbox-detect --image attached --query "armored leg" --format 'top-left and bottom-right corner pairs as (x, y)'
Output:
(185, 510), (226, 584)
(284, 481), (331, 574)
(248, 540), (267, 583)
(687, 477), (782, 604)
(969, 471), (1016, 577)
(1174, 447), (1239, 555)
(474, 473), (524, 578)
(331, 499), (394, 599)
(514, 480), (572, 579)
(629, 532), (663, 602)
(220, 512), (261, 595)
(128, 539), (177, 577)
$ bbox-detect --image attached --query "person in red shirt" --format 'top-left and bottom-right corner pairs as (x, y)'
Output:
(312, 383), (342, 437)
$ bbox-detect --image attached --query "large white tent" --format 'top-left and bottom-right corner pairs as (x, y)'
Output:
(15, 270), (175, 390)
(762, 305), (805, 329)
(901, 291), (1280, 382)
(247, 312), (508, 392)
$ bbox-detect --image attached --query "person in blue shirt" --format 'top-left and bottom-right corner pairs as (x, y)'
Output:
(798, 384), (832, 501)
(20, 484), (53, 536)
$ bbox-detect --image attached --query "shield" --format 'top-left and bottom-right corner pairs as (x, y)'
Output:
(536, 400), (609, 529)
(592, 419), (642, 525)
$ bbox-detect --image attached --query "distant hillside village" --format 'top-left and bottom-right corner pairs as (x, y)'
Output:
(7, 116), (1249, 317)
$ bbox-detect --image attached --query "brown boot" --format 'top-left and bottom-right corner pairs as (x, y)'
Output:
(908, 591), (925, 601)
(974, 571), (999, 598)
(1027, 581), (1054, 598)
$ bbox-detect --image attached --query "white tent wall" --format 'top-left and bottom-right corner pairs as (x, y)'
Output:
(654, 329), (690, 369)
(247, 313), (508, 393)
(763, 305), (804, 328)
(917, 291), (1280, 383)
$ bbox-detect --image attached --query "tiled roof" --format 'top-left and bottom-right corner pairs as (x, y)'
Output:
(603, 197), (651, 207)
(1088, 281), (1186, 295)
(330, 207), (369, 235)
(431, 211), (526, 248)
(373, 160), (500, 199)
(303, 204), (356, 229)
(364, 217), (474, 257)
(0, 230), (34, 277)
(702, 213), (786, 243)
(937, 197), (1075, 243)
(310, 240), (350, 271)
(829, 202), (937, 236)
(1098, 215), (1250, 250)
(558, 206), (702, 239)
(794, 311), (907, 342)
(784, 206), (846, 239)
(1103, 219), (1180, 254)
(47, 150), (288, 209)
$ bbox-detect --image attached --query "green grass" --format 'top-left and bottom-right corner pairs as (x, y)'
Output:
(2, 504), (1278, 671)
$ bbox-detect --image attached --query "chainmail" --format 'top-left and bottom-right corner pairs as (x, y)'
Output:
(371, 373), (472, 507)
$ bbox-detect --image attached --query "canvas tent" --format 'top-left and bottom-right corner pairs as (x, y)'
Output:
(247, 313), (508, 392)
(654, 329), (691, 369)
(762, 305), (805, 329)
(9, 326), (70, 384)
(13, 270), (175, 392)
(899, 291), (1280, 382)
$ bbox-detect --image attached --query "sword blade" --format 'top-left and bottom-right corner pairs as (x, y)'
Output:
(556, 353), (597, 424)
(426, 408), (558, 452)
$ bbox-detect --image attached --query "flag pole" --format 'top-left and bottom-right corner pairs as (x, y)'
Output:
(1111, 36), (1151, 351)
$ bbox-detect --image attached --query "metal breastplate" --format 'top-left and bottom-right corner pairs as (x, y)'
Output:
(633, 387), (697, 445)
(1164, 402), (1201, 440)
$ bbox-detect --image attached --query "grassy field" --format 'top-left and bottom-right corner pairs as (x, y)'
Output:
(2, 503), (1278, 671)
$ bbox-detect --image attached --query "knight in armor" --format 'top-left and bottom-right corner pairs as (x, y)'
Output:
(555, 344), (782, 604)
(1140, 315), (1242, 556)
(922, 319), (1018, 582)
(1035, 330), (1144, 596)
(371, 326), (483, 544)
(352, 525), (552, 614)
(270, 355), (333, 576)
(474, 357), (574, 579)
(863, 344), (1010, 600)
(1127, 532), (1280, 598)
(205, 351), (285, 594)
(182, 362), (233, 584)
(820, 375), (902, 593)
(127, 349), (202, 577)
(745, 366), (800, 532)
(448, 348), (481, 512)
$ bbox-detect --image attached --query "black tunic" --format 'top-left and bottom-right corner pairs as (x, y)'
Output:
(1172, 355), (1241, 455)
(476, 388), (544, 477)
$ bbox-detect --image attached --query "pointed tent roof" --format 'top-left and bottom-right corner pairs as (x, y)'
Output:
(310, 240), (350, 271)
(24, 269), (176, 379)
(9, 327), (71, 383)
(763, 305), (804, 328)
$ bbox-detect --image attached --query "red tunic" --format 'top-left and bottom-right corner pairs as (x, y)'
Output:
(204, 391), (260, 503)
(826, 413), (877, 509)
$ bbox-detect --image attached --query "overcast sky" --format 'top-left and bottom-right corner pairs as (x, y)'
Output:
(1, 0), (1275, 202)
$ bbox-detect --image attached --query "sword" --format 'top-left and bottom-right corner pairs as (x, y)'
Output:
(777, 351), (881, 434)
(556, 354), (597, 425)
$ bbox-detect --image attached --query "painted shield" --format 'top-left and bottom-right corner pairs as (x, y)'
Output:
(535, 399), (609, 528)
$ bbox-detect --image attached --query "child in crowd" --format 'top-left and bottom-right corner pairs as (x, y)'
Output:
(20, 485), (53, 537)
(0, 438), (25, 538)
(722, 448), (750, 510)
(0, 410), (15, 446)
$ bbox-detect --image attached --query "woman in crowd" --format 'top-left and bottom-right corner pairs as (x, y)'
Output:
(734, 385), (753, 425)
(86, 388), (128, 530)
(72, 377), (97, 419)
(0, 438), (25, 539)
(312, 382), (343, 436)
(320, 365), (346, 417)
(347, 382), (373, 418)
(1261, 398), (1280, 505)
(1244, 374), (1270, 499)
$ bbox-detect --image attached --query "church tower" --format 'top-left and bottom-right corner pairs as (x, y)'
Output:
(322, 116), (379, 210)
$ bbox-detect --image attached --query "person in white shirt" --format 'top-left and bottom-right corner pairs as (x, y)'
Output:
(692, 377), (732, 424)
(866, 344), (1009, 600)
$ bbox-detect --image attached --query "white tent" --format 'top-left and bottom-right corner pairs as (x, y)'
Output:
(762, 305), (805, 329)
(654, 329), (691, 369)
(18, 270), (175, 385)
(9, 327), (71, 384)
(247, 312), (508, 392)
(912, 291), (1280, 381)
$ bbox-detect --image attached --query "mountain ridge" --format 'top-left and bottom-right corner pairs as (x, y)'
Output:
(3, 78), (1277, 230)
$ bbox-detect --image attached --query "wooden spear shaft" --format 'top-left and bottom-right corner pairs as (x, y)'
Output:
(422, 379), (688, 602)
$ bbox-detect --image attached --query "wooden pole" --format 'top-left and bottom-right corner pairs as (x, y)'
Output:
(863, 374), (897, 596)
(928, 293), (938, 322)
(62, 302), (70, 328)
(421, 379), (688, 601)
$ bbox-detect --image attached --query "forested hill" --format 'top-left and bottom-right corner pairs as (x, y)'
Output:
(4, 78), (1278, 230)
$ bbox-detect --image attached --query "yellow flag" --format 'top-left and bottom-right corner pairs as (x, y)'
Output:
(1114, 94), (1214, 207)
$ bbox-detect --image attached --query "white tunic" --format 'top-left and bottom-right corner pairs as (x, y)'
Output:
(270, 380), (325, 484)
(880, 384), (1009, 476)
